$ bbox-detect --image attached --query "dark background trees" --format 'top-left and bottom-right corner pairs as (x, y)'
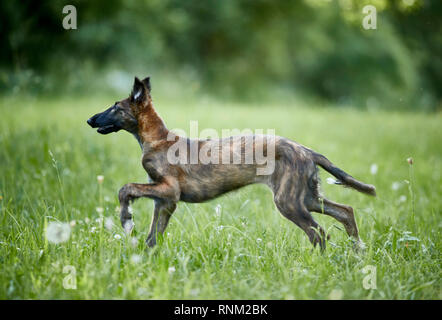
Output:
(1, 0), (440, 110)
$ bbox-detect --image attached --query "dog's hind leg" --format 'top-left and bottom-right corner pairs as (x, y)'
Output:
(273, 182), (328, 251)
(146, 200), (176, 247)
(276, 200), (328, 251)
(308, 197), (360, 242)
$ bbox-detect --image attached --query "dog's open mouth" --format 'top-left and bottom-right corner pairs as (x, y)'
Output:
(97, 124), (120, 134)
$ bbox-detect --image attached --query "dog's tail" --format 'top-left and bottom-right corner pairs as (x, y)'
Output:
(312, 152), (376, 196)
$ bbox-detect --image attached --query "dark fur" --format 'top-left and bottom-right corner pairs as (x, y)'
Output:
(87, 76), (376, 250)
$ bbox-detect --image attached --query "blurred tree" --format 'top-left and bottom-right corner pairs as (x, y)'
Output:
(0, 0), (440, 110)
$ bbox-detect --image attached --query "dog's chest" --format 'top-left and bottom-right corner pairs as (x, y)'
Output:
(141, 153), (168, 182)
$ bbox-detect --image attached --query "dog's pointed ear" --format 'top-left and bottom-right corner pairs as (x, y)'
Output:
(131, 77), (146, 103)
(142, 76), (151, 92)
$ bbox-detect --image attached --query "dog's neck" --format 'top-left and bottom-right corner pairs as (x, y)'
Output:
(134, 100), (169, 151)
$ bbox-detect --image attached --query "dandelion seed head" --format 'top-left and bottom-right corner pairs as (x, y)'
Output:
(130, 254), (142, 264)
(46, 222), (71, 244)
(130, 237), (138, 248)
(104, 218), (114, 231)
(97, 175), (104, 184)
(190, 289), (200, 296)
(370, 163), (378, 175)
(123, 220), (135, 234)
(407, 157), (413, 165)
(137, 288), (149, 296)
(104, 196), (110, 202)
(328, 289), (344, 300)
(399, 195), (407, 203)
(96, 207), (104, 214)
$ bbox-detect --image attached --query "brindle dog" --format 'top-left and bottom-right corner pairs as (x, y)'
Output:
(87, 76), (375, 250)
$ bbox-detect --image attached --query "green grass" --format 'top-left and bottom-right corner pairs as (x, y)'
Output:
(0, 94), (440, 299)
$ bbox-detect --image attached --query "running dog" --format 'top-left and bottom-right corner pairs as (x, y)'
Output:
(87, 76), (375, 250)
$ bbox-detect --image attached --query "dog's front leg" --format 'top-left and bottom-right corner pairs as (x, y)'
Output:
(146, 200), (177, 247)
(118, 181), (179, 235)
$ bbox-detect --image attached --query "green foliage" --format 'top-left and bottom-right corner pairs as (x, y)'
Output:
(0, 0), (441, 109)
(0, 95), (440, 299)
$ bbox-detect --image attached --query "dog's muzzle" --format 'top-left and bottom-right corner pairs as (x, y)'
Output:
(87, 114), (121, 135)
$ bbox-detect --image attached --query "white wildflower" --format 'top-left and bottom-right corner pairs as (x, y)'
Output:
(215, 204), (222, 216)
(168, 266), (176, 274)
(96, 207), (104, 214)
(114, 234), (122, 240)
(399, 195), (407, 203)
(90, 226), (97, 233)
(370, 164), (378, 175)
(70, 220), (76, 227)
(391, 182), (401, 191)
(46, 222), (71, 244)
(104, 196), (110, 202)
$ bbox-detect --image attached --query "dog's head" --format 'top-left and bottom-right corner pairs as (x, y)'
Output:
(87, 76), (151, 135)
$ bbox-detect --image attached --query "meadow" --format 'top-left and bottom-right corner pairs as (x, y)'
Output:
(0, 94), (440, 299)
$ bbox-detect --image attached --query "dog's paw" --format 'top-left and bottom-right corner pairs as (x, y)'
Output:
(146, 238), (156, 248)
(352, 239), (367, 253)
